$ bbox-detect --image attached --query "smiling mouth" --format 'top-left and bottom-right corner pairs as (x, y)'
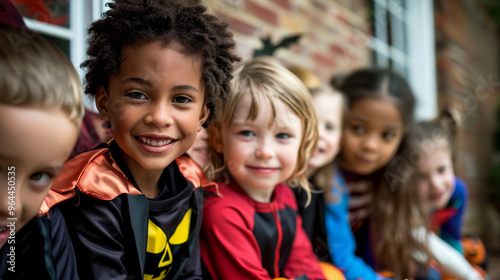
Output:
(248, 166), (278, 174)
(137, 136), (174, 147)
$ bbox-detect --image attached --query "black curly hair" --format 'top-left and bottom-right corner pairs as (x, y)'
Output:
(81, 0), (240, 122)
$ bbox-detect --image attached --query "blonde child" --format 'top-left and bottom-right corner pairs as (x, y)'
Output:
(414, 119), (487, 280)
(41, 0), (240, 279)
(333, 69), (434, 279)
(201, 57), (331, 280)
(186, 126), (209, 169)
(0, 26), (84, 279)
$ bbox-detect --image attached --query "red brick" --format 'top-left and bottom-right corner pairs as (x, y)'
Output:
(218, 12), (260, 37)
(274, 0), (291, 10)
(303, 11), (321, 26)
(245, 0), (278, 25)
(312, 52), (336, 68)
(311, 0), (327, 11)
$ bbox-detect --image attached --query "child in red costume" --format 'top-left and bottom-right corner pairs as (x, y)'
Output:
(201, 57), (341, 280)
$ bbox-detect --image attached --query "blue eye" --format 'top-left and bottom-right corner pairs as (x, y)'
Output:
(238, 130), (254, 137)
(125, 91), (147, 100)
(173, 96), (193, 104)
(325, 123), (335, 131)
(276, 133), (291, 139)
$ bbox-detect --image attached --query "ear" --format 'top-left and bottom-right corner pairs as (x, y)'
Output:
(197, 105), (210, 132)
(95, 87), (110, 121)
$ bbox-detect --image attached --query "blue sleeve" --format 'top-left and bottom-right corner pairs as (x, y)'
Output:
(439, 176), (468, 253)
(324, 174), (388, 280)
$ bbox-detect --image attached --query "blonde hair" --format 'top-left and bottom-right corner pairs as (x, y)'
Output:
(206, 56), (319, 203)
(0, 27), (84, 127)
(288, 65), (347, 203)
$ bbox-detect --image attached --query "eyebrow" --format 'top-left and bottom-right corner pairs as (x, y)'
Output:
(121, 77), (200, 93)
(349, 116), (402, 130)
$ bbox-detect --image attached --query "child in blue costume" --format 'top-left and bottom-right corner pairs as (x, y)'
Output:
(0, 23), (84, 279)
(42, 1), (240, 279)
(288, 65), (389, 280)
(332, 69), (438, 279)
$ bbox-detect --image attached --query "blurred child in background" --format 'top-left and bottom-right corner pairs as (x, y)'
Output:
(186, 126), (209, 169)
(0, 26), (83, 279)
(414, 116), (488, 280)
(289, 65), (396, 280)
(201, 57), (335, 280)
(333, 69), (434, 279)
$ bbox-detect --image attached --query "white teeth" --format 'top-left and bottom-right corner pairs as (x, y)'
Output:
(139, 137), (173, 147)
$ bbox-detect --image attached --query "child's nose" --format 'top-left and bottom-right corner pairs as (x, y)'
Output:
(361, 135), (379, 151)
(145, 103), (173, 127)
(429, 175), (442, 189)
(255, 141), (275, 159)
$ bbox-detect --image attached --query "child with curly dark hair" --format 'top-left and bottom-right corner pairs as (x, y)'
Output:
(42, 0), (240, 279)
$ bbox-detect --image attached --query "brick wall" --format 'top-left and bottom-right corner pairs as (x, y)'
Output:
(434, 0), (500, 247)
(203, 0), (500, 248)
(203, 0), (372, 83)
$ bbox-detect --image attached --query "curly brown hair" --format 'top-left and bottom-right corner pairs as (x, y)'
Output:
(81, 0), (240, 122)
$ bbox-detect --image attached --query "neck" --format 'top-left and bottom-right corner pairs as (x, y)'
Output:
(133, 169), (163, 198)
(121, 151), (163, 199)
(237, 181), (274, 203)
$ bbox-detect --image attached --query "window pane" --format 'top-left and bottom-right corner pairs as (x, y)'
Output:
(41, 34), (70, 59)
(12, 0), (70, 28)
(390, 13), (406, 53)
(371, 1), (388, 44)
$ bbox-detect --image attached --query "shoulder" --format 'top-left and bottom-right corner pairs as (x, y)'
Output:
(39, 147), (140, 216)
(454, 177), (467, 194)
(203, 183), (255, 222)
(450, 176), (468, 201)
(448, 176), (468, 207)
(274, 183), (298, 210)
(176, 155), (216, 189)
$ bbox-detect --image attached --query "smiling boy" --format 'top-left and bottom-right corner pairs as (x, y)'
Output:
(41, 0), (240, 279)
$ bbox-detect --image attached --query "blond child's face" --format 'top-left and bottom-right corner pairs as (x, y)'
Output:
(0, 105), (78, 248)
(96, 41), (208, 179)
(417, 146), (455, 211)
(217, 92), (302, 203)
(186, 126), (209, 168)
(308, 92), (343, 171)
(340, 98), (403, 175)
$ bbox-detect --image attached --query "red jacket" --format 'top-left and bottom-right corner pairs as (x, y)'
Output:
(200, 181), (326, 280)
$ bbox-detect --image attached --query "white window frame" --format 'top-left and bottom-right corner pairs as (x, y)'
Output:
(369, 0), (437, 121)
(22, 0), (109, 109)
